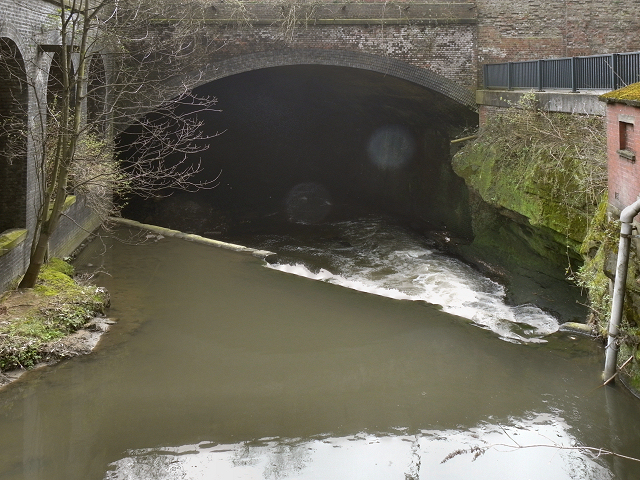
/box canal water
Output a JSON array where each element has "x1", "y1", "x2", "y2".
[{"x1": 1, "y1": 220, "x2": 640, "y2": 479}]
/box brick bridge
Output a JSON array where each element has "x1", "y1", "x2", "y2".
[{"x1": 1, "y1": 0, "x2": 640, "y2": 290}]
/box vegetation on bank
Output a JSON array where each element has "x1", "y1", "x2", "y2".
[
  {"x1": 578, "y1": 199, "x2": 640, "y2": 388},
  {"x1": 573, "y1": 197, "x2": 616, "y2": 332},
  {"x1": 0, "y1": 258, "x2": 109, "y2": 372},
  {"x1": 452, "y1": 92, "x2": 607, "y2": 253},
  {"x1": 453, "y1": 91, "x2": 640, "y2": 388}
]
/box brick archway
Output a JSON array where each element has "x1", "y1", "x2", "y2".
[{"x1": 187, "y1": 49, "x2": 476, "y2": 110}]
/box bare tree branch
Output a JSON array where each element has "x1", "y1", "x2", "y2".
[{"x1": 0, "y1": 0, "x2": 221, "y2": 288}]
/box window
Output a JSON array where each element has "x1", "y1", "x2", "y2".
[{"x1": 618, "y1": 114, "x2": 636, "y2": 162}]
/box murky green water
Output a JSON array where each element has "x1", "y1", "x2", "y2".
[{"x1": 1, "y1": 227, "x2": 640, "y2": 479}]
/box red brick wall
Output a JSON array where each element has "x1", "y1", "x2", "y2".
[
  {"x1": 607, "y1": 103, "x2": 640, "y2": 213},
  {"x1": 476, "y1": 0, "x2": 640, "y2": 87}
]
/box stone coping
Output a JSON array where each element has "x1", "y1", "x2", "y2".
[
  {"x1": 0, "y1": 229, "x2": 27, "y2": 258},
  {"x1": 477, "y1": 89, "x2": 607, "y2": 116}
]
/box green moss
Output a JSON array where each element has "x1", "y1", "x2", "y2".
[
  {"x1": 47, "y1": 257, "x2": 75, "y2": 276},
  {"x1": 571, "y1": 195, "x2": 614, "y2": 334},
  {"x1": 599, "y1": 82, "x2": 640, "y2": 104},
  {"x1": 0, "y1": 258, "x2": 109, "y2": 371},
  {"x1": 452, "y1": 142, "x2": 590, "y2": 251},
  {"x1": 619, "y1": 342, "x2": 640, "y2": 392},
  {"x1": 34, "y1": 262, "x2": 77, "y2": 296},
  {"x1": 453, "y1": 96, "x2": 606, "y2": 261}
]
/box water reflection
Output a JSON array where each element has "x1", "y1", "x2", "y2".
[{"x1": 106, "y1": 414, "x2": 613, "y2": 480}]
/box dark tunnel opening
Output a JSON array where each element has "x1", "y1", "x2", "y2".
[{"x1": 120, "y1": 65, "x2": 478, "y2": 239}]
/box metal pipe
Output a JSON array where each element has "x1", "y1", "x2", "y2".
[
  {"x1": 604, "y1": 198, "x2": 640, "y2": 382},
  {"x1": 450, "y1": 135, "x2": 478, "y2": 144}
]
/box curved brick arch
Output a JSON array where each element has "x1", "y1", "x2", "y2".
[
  {"x1": 0, "y1": 24, "x2": 29, "y2": 66},
  {"x1": 0, "y1": 36, "x2": 28, "y2": 231},
  {"x1": 190, "y1": 49, "x2": 476, "y2": 110}
]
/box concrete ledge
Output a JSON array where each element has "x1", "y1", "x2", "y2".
[
  {"x1": 0, "y1": 229, "x2": 27, "y2": 258},
  {"x1": 477, "y1": 89, "x2": 607, "y2": 116},
  {"x1": 109, "y1": 217, "x2": 277, "y2": 262}
]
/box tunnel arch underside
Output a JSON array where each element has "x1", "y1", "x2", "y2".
[
  {"x1": 122, "y1": 57, "x2": 479, "y2": 238},
  {"x1": 189, "y1": 49, "x2": 476, "y2": 110},
  {"x1": 0, "y1": 37, "x2": 28, "y2": 232}
]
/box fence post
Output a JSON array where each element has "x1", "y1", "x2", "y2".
[
  {"x1": 507, "y1": 62, "x2": 513, "y2": 90},
  {"x1": 611, "y1": 53, "x2": 619, "y2": 90},
  {"x1": 537, "y1": 59, "x2": 544, "y2": 91},
  {"x1": 571, "y1": 56, "x2": 578, "y2": 92}
]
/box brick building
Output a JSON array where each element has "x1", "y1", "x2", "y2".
[{"x1": 600, "y1": 83, "x2": 640, "y2": 215}]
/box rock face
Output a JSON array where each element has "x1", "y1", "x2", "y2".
[
  {"x1": 451, "y1": 141, "x2": 586, "y2": 277},
  {"x1": 450, "y1": 100, "x2": 606, "y2": 268},
  {"x1": 450, "y1": 103, "x2": 640, "y2": 394},
  {"x1": 448, "y1": 106, "x2": 608, "y2": 323},
  {"x1": 457, "y1": 141, "x2": 593, "y2": 241}
]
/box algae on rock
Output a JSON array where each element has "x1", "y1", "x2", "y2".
[
  {"x1": 578, "y1": 195, "x2": 640, "y2": 386},
  {"x1": 452, "y1": 94, "x2": 606, "y2": 258}
]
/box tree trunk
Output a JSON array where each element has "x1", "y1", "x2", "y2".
[
  {"x1": 18, "y1": 232, "x2": 50, "y2": 288},
  {"x1": 19, "y1": 161, "x2": 71, "y2": 288}
]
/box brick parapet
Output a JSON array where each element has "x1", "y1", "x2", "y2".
[
  {"x1": 475, "y1": 0, "x2": 640, "y2": 87},
  {"x1": 206, "y1": 2, "x2": 477, "y2": 24}
]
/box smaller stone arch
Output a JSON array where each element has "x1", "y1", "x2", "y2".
[
  {"x1": 46, "y1": 49, "x2": 67, "y2": 117},
  {"x1": 0, "y1": 37, "x2": 28, "y2": 232},
  {"x1": 87, "y1": 53, "x2": 108, "y2": 136},
  {"x1": 186, "y1": 49, "x2": 476, "y2": 110}
]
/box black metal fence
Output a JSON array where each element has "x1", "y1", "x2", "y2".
[{"x1": 483, "y1": 52, "x2": 640, "y2": 92}]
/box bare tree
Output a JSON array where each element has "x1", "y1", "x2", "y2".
[{"x1": 1, "y1": 0, "x2": 219, "y2": 288}]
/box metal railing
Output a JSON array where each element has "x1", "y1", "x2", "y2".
[{"x1": 483, "y1": 51, "x2": 640, "y2": 92}]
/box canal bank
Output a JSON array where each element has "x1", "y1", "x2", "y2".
[
  {"x1": 0, "y1": 258, "x2": 110, "y2": 388},
  {"x1": 453, "y1": 84, "x2": 640, "y2": 394}
]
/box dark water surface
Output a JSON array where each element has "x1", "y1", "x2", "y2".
[{"x1": 1, "y1": 225, "x2": 640, "y2": 479}]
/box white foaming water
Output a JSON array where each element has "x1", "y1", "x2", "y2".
[{"x1": 264, "y1": 219, "x2": 559, "y2": 343}]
